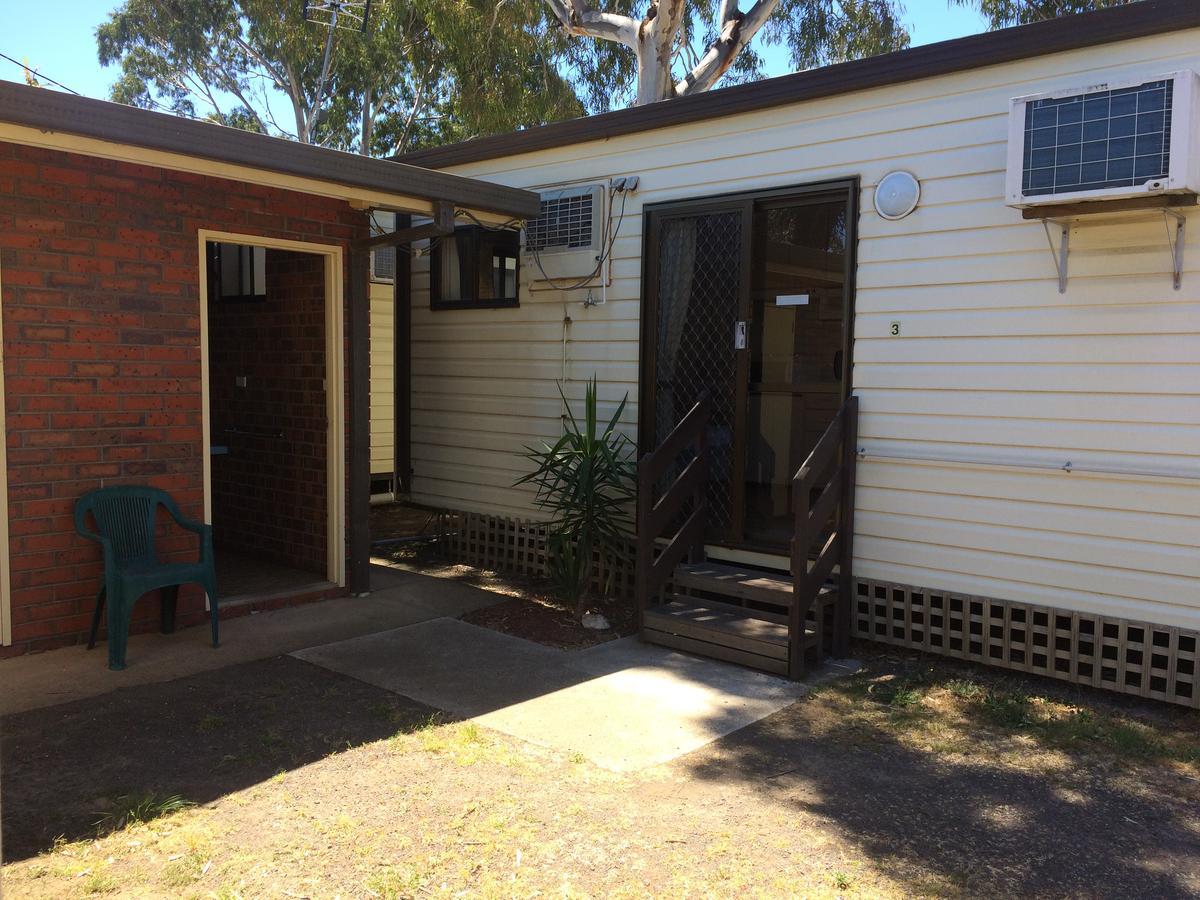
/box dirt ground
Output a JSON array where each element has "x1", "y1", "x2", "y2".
[{"x1": 3, "y1": 642, "x2": 1199, "y2": 899}]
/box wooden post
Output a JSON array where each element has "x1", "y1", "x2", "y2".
[
  {"x1": 835, "y1": 395, "x2": 859, "y2": 658},
  {"x1": 635, "y1": 456, "x2": 652, "y2": 630},
  {"x1": 789, "y1": 469, "x2": 810, "y2": 680},
  {"x1": 393, "y1": 215, "x2": 413, "y2": 493},
  {"x1": 689, "y1": 395, "x2": 708, "y2": 565}
]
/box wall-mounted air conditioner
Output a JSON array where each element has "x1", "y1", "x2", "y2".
[
  {"x1": 522, "y1": 183, "x2": 607, "y2": 286},
  {"x1": 1005, "y1": 70, "x2": 1200, "y2": 208},
  {"x1": 370, "y1": 210, "x2": 396, "y2": 283}
]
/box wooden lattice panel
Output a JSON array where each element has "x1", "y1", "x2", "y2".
[
  {"x1": 434, "y1": 510, "x2": 637, "y2": 599},
  {"x1": 854, "y1": 578, "x2": 1199, "y2": 709}
]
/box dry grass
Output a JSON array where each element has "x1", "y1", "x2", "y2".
[
  {"x1": 3, "y1": 714, "x2": 916, "y2": 899},
  {"x1": 815, "y1": 662, "x2": 1200, "y2": 775},
  {"x1": 4, "y1": 652, "x2": 1198, "y2": 899}
]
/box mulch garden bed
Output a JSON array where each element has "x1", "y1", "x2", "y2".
[{"x1": 461, "y1": 591, "x2": 637, "y2": 649}]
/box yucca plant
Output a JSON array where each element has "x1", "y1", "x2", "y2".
[{"x1": 517, "y1": 376, "x2": 636, "y2": 617}]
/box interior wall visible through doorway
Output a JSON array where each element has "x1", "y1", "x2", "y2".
[{"x1": 197, "y1": 231, "x2": 345, "y2": 588}]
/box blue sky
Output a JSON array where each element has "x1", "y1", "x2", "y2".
[{"x1": 1, "y1": 0, "x2": 989, "y2": 103}]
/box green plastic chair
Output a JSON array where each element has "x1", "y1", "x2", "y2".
[{"x1": 74, "y1": 486, "x2": 219, "y2": 670}]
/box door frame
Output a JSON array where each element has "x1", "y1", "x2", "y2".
[
  {"x1": 0, "y1": 255, "x2": 10, "y2": 646},
  {"x1": 638, "y1": 177, "x2": 859, "y2": 554},
  {"x1": 198, "y1": 230, "x2": 347, "y2": 589}
]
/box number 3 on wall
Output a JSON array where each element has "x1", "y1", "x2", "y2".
[{"x1": 889, "y1": 321, "x2": 901, "y2": 336}]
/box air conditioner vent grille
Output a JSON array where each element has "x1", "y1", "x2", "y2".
[
  {"x1": 372, "y1": 246, "x2": 396, "y2": 281},
  {"x1": 370, "y1": 210, "x2": 397, "y2": 282},
  {"x1": 526, "y1": 191, "x2": 595, "y2": 251},
  {"x1": 1022, "y1": 79, "x2": 1174, "y2": 198}
]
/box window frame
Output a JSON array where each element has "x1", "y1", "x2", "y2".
[
  {"x1": 206, "y1": 241, "x2": 268, "y2": 303},
  {"x1": 429, "y1": 224, "x2": 521, "y2": 311}
]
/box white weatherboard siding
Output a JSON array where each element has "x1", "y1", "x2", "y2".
[
  {"x1": 409, "y1": 29, "x2": 1200, "y2": 629},
  {"x1": 370, "y1": 280, "x2": 395, "y2": 482}
]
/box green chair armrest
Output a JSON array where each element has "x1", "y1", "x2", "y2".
[
  {"x1": 160, "y1": 497, "x2": 209, "y2": 536},
  {"x1": 160, "y1": 498, "x2": 214, "y2": 565}
]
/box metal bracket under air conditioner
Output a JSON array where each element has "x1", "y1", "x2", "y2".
[{"x1": 1036, "y1": 206, "x2": 1186, "y2": 294}]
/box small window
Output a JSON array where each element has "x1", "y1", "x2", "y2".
[
  {"x1": 430, "y1": 225, "x2": 520, "y2": 310},
  {"x1": 207, "y1": 242, "x2": 266, "y2": 302}
]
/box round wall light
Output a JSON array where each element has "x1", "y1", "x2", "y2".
[{"x1": 874, "y1": 170, "x2": 921, "y2": 220}]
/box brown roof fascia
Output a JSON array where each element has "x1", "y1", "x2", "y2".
[
  {"x1": 0, "y1": 79, "x2": 540, "y2": 218},
  {"x1": 399, "y1": 0, "x2": 1200, "y2": 170}
]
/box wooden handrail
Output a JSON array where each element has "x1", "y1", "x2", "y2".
[
  {"x1": 789, "y1": 394, "x2": 859, "y2": 677},
  {"x1": 641, "y1": 395, "x2": 711, "y2": 483},
  {"x1": 644, "y1": 455, "x2": 707, "y2": 538},
  {"x1": 793, "y1": 404, "x2": 845, "y2": 496},
  {"x1": 636, "y1": 394, "x2": 711, "y2": 622}
]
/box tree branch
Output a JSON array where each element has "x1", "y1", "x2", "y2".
[
  {"x1": 675, "y1": 0, "x2": 780, "y2": 96},
  {"x1": 543, "y1": 0, "x2": 639, "y2": 48},
  {"x1": 231, "y1": 35, "x2": 290, "y2": 92},
  {"x1": 202, "y1": 51, "x2": 270, "y2": 135}
]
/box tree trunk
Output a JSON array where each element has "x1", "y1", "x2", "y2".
[
  {"x1": 634, "y1": 28, "x2": 674, "y2": 104},
  {"x1": 544, "y1": 0, "x2": 783, "y2": 106}
]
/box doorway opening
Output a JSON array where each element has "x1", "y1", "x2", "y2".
[
  {"x1": 640, "y1": 180, "x2": 856, "y2": 555},
  {"x1": 201, "y1": 235, "x2": 345, "y2": 602}
]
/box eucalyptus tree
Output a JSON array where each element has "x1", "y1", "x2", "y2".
[
  {"x1": 545, "y1": 0, "x2": 910, "y2": 108},
  {"x1": 97, "y1": 0, "x2": 583, "y2": 154},
  {"x1": 955, "y1": 0, "x2": 1137, "y2": 28}
]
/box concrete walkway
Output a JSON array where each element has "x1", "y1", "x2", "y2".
[
  {"x1": 4, "y1": 559, "x2": 856, "y2": 770},
  {"x1": 0, "y1": 564, "x2": 499, "y2": 716},
  {"x1": 295, "y1": 618, "x2": 857, "y2": 771}
]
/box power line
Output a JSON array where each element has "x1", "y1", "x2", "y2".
[
  {"x1": 0, "y1": 51, "x2": 80, "y2": 95},
  {"x1": 0, "y1": 50, "x2": 229, "y2": 125}
]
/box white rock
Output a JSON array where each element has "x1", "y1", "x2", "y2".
[{"x1": 581, "y1": 612, "x2": 610, "y2": 631}]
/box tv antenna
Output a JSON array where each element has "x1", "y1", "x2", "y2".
[
  {"x1": 302, "y1": 2, "x2": 372, "y2": 137},
  {"x1": 303, "y1": 1, "x2": 372, "y2": 33}
]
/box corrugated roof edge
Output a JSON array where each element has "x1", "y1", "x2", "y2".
[
  {"x1": 397, "y1": 0, "x2": 1200, "y2": 170},
  {"x1": 0, "y1": 79, "x2": 540, "y2": 218}
]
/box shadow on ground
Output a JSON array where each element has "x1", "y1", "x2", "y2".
[
  {"x1": 679, "y1": 651, "x2": 1200, "y2": 898},
  {"x1": 0, "y1": 656, "x2": 435, "y2": 861}
]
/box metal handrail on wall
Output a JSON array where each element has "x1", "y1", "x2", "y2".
[{"x1": 857, "y1": 446, "x2": 1200, "y2": 482}]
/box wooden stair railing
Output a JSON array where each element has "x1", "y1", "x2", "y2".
[
  {"x1": 790, "y1": 394, "x2": 859, "y2": 678},
  {"x1": 635, "y1": 394, "x2": 711, "y2": 625}
]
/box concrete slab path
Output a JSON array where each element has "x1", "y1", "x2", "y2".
[
  {"x1": 0, "y1": 563, "x2": 500, "y2": 716},
  {"x1": 294, "y1": 617, "x2": 857, "y2": 771}
]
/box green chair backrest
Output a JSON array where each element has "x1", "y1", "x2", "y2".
[{"x1": 75, "y1": 486, "x2": 174, "y2": 566}]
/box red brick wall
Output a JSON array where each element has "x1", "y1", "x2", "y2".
[
  {"x1": 0, "y1": 140, "x2": 367, "y2": 654},
  {"x1": 208, "y1": 249, "x2": 328, "y2": 573}
]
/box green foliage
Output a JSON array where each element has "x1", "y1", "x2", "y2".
[
  {"x1": 517, "y1": 377, "x2": 635, "y2": 612},
  {"x1": 561, "y1": 0, "x2": 910, "y2": 110},
  {"x1": 951, "y1": 0, "x2": 1139, "y2": 29},
  {"x1": 981, "y1": 690, "x2": 1033, "y2": 727},
  {"x1": 94, "y1": 792, "x2": 195, "y2": 833},
  {"x1": 945, "y1": 678, "x2": 984, "y2": 700},
  {"x1": 96, "y1": 0, "x2": 583, "y2": 154}
]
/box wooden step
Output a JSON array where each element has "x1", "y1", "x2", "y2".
[
  {"x1": 674, "y1": 562, "x2": 838, "y2": 611},
  {"x1": 643, "y1": 598, "x2": 820, "y2": 676},
  {"x1": 674, "y1": 562, "x2": 794, "y2": 606}
]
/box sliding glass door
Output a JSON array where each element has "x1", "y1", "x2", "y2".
[{"x1": 642, "y1": 183, "x2": 854, "y2": 552}]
